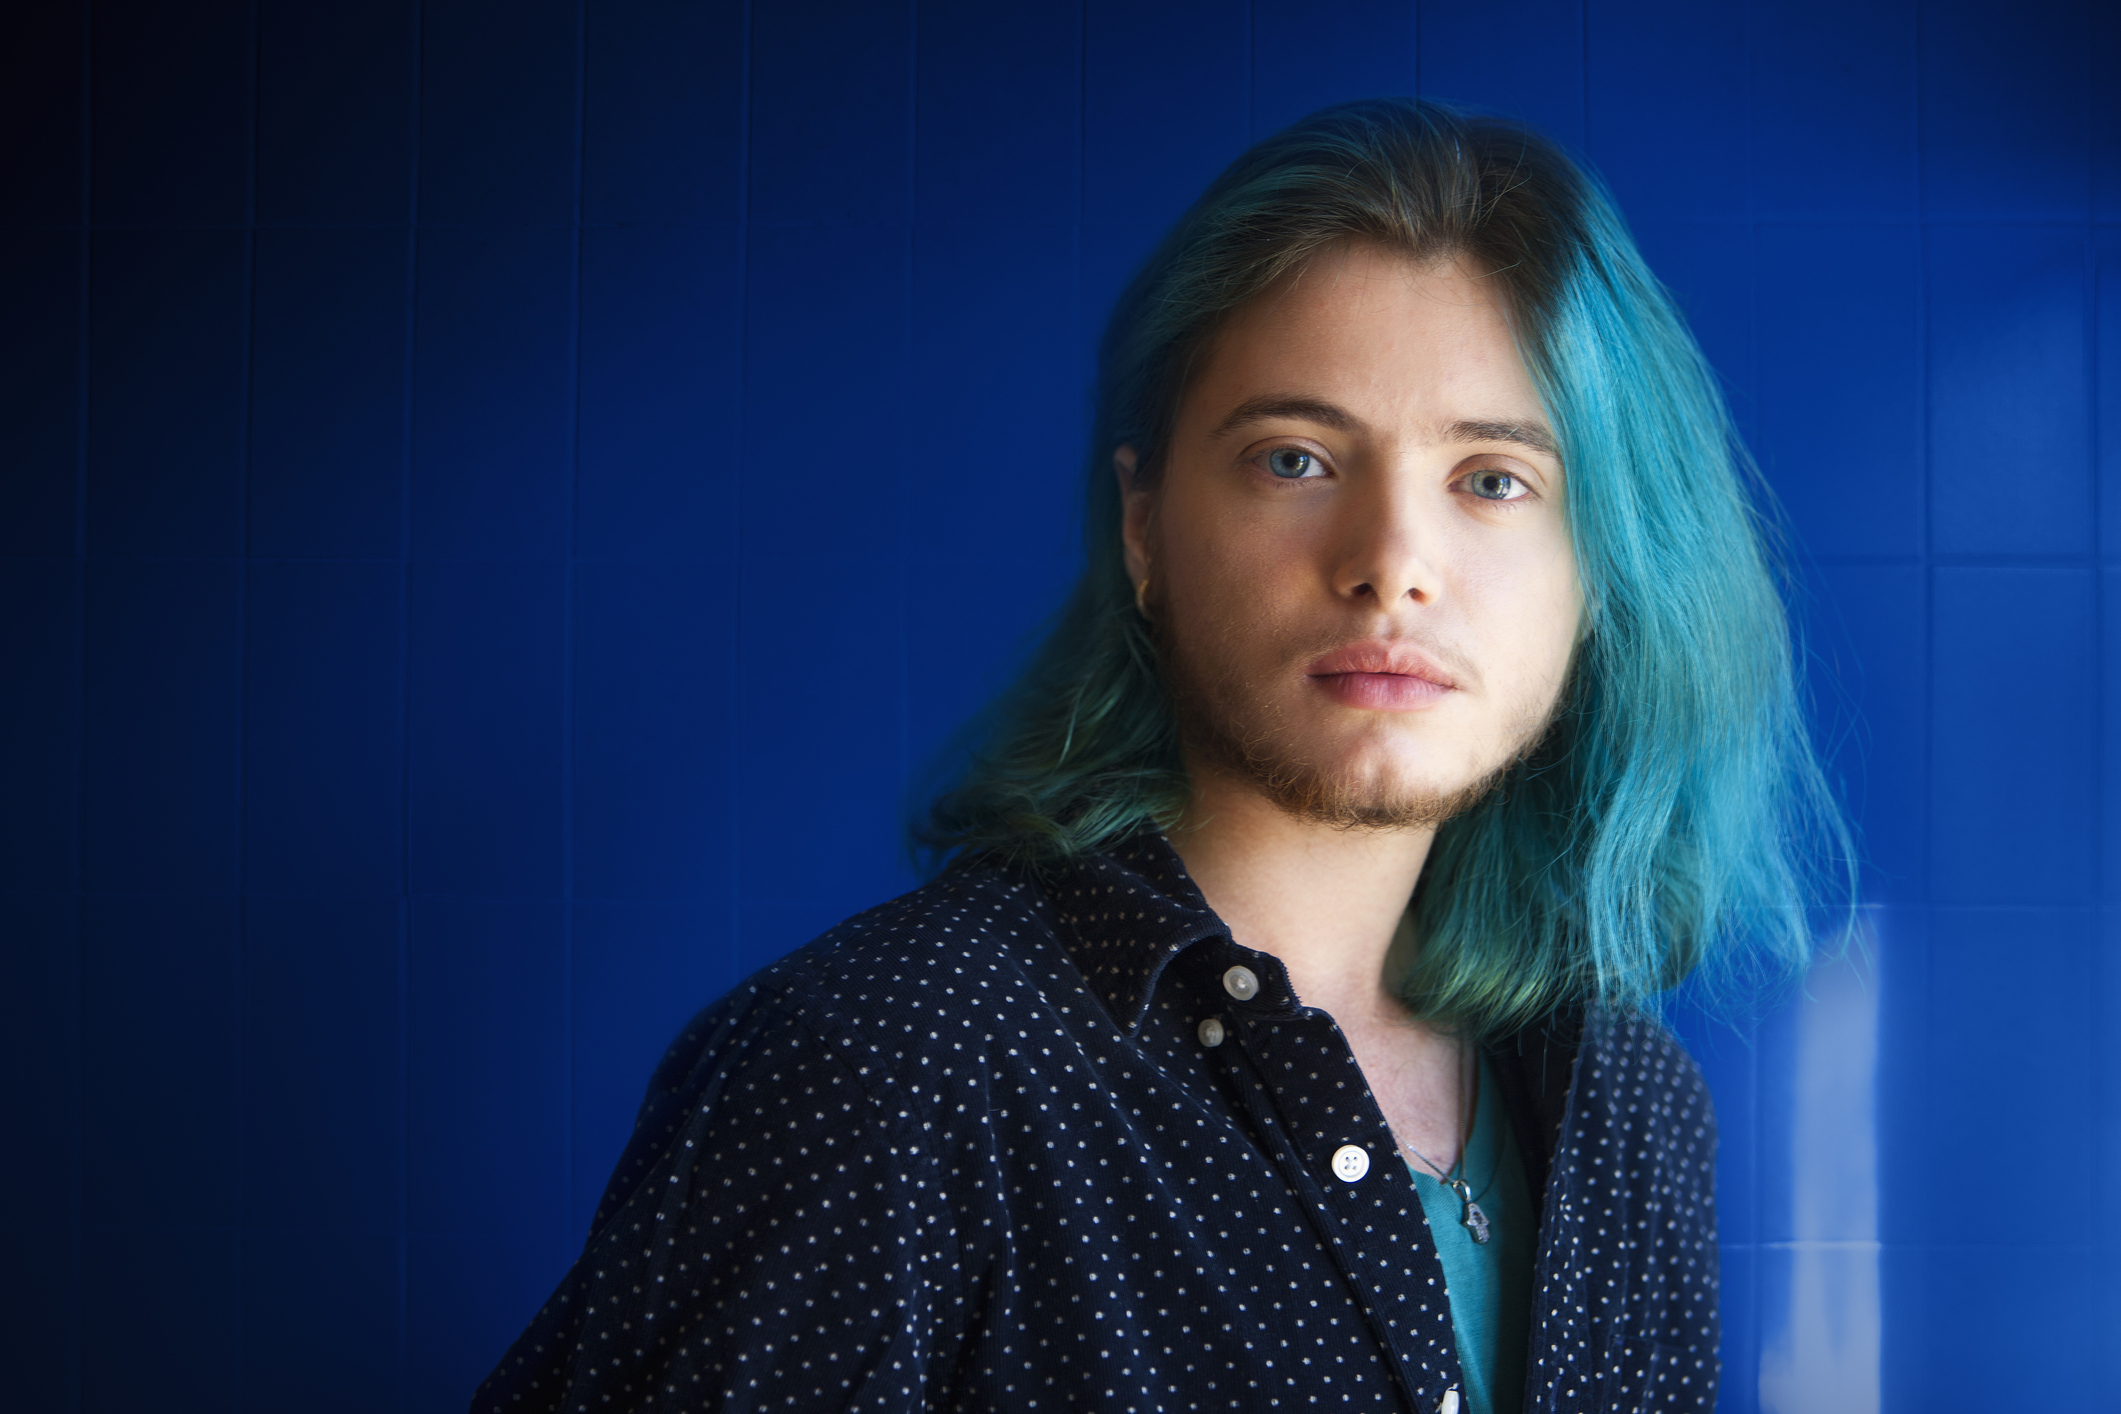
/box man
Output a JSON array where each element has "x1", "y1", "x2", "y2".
[{"x1": 479, "y1": 99, "x2": 1846, "y2": 1414}]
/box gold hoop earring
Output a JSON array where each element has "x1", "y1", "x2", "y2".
[{"x1": 1134, "y1": 576, "x2": 1151, "y2": 618}]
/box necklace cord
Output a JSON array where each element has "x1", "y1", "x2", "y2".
[{"x1": 1397, "y1": 1043, "x2": 1501, "y2": 1204}]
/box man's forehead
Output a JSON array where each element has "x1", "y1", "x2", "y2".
[{"x1": 1206, "y1": 392, "x2": 1558, "y2": 459}]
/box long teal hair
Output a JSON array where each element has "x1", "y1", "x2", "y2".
[{"x1": 917, "y1": 98, "x2": 1852, "y2": 1034}]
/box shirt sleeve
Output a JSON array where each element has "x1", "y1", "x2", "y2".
[{"x1": 472, "y1": 986, "x2": 968, "y2": 1412}]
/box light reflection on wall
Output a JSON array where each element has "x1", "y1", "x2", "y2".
[{"x1": 1757, "y1": 913, "x2": 1881, "y2": 1414}]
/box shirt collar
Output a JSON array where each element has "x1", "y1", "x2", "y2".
[{"x1": 1040, "y1": 829, "x2": 1236, "y2": 1032}]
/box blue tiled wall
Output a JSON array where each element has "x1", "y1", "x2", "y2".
[{"x1": 2, "y1": 2, "x2": 2114, "y2": 1410}]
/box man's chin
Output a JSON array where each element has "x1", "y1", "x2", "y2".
[
  {"x1": 1202, "y1": 737, "x2": 1503, "y2": 830},
  {"x1": 1257, "y1": 766, "x2": 1501, "y2": 830}
]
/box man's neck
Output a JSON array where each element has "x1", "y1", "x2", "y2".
[{"x1": 1166, "y1": 768, "x2": 1434, "y2": 1026}]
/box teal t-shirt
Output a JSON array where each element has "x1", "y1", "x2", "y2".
[{"x1": 1406, "y1": 1055, "x2": 1535, "y2": 1414}]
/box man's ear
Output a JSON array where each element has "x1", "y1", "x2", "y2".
[{"x1": 1115, "y1": 445, "x2": 1152, "y2": 588}]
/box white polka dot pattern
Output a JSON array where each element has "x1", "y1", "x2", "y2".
[{"x1": 477, "y1": 833, "x2": 1720, "y2": 1412}]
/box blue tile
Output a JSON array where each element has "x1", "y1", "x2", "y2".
[
  {"x1": 1929, "y1": 908, "x2": 2095, "y2": 1225},
  {"x1": 2100, "y1": 229, "x2": 2121, "y2": 558},
  {"x1": 1628, "y1": 221, "x2": 1755, "y2": 435},
  {"x1": 903, "y1": 554, "x2": 1073, "y2": 817},
  {"x1": 244, "y1": 897, "x2": 401, "y2": 1231},
  {"x1": 1750, "y1": 0, "x2": 1918, "y2": 220},
  {"x1": 0, "y1": 896, "x2": 80, "y2": 1219},
  {"x1": 418, "y1": 0, "x2": 579, "y2": 224},
  {"x1": 908, "y1": 224, "x2": 1081, "y2": 572},
  {"x1": 1803, "y1": 566, "x2": 1926, "y2": 902},
  {"x1": 1928, "y1": 225, "x2": 2092, "y2": 557},
  {"x1": 0, "y1": 1223, "x2": 77, "y2": 1409},
  {"x1": 1416, "y1": 0, "x2": 1584, "y2": 154},
  {"x1": 1248, "y1": 0, "x2": 1414, "y2": 141},
  {"x1": 0, "y1": 228, "x2": 82, "y2": 557},
  {"x1": 1744, "y1": 985, "x2": 1802, "y2": 1249},
  {"x1": 571, "y1": 900, "x2": 734, "y2": 1231},
  {"x1": 0, "y1": 2, "x2": 84, "y2": 223},
  {"x1": 740, "y1": 225, "x2": 908, "y2": 560},
  {"x1": 249, "y1": 228, "x2": 409, "y2": 560},
  {"x1": 1919, "y1": 0, "x2": 2091, "y2": 220},
  {"x1": 917, "y1": 0, "x2": 1080, "y2": 224},
  {"x1": 1753, "y1": 1241, "x2": 1882, "y2": 1411},
  {"x1": 1584, "y1": 0, "x2": 1747, "y2": 222},
  {"x1": 1077, "y1": 219, "x2": 1164, "y2": 370},
  {"x1": 406, "y1": 1230, "x2": 574, "y2": 1414},
  {"x1": 256, "y1": 0, "x2": 416, "y2": 224},
  {"x1": 82, "y1": 896, "x2": 241, "y2": 1223},
  {"x1": 244, "y1": 560, "x2": 403, "y2": 898},
  {"x1": 1877, "y1": 1243, "x2": 1929, "y2": 1414},
  {"x1": 2101, "y1": 908, "x2": 2121, "y2": 1252},
  {"x1": 1084, "y1": 0, "x2": 1247, "y2": 232},
  {"x1": 411, "y1": 227, "x2": 575, "y2": 560},
  {"x1": 1666, "y1": 999, "x2": 1759, "y2": 1249},
  {"x1": 1752, "y1": 945, "x2": 1883, "y2": 1248},
  {"x1": 1868, "y1": 908, "x2": 1929, "y2": 1252},
  {"x1": 1929, "y1": 568, "x2": 2096, "y2": 905},
  {"x1": 1712, "y1": 1241, "x2": 1758, "y2": 1414},
  {"x1": 1891, "y1": 1243, "x2": 2104, "y2": 1407},
  {"x1": 748, "y1": 0, "x2": 910, "y2": 225},
  {"x1": 582, "y1": 0, "x2": 743, "y2": 225},
  {"x1": 2101, "y1": 8, "x2": 2121, "y2": 222},
  {"x1": 573, "y1": 561, "x2": 736, "y2": 900},
  {"x1": 2107, "y1": 571, "x2": 2121, "y2": 903},
  {"x1": 243, "y1": 1230, "x2": 402, "y2": 1413},
  {"x1": 408, "y1": 898, "x2": 566, "y2": 1234},
  {"x1": 0, "y1": 559, "x2": 79, "y2": 893},
  {"x1": 90, "y1": 0, "x2": 250, "y2": 225},
  {"x1": 576, "y1": 225, "x2": 742, "y2": 562},
  {"x1": 734, "y1": 562, "x2": 913, "y2": 970},
  {"x1": 82, "y1": 561, "x2": 241, "y2": 894},
  {"x1": 86, "y1": 229, "x2": 249, "y2": 559},
  {"x1": 1756, "y1": 224, "x2": 1923, "y2": 562},
  {"x1": 407, "y1": 561, "x2": 563, "y2": 898},
  {"x1": 80, "y1": 1226, "x2": 240, "y2": 1412}
]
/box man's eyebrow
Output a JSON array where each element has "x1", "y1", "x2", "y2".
[
  {"x1": 1209, "y1": 395, "x2": 1367, "y2": 440},
  {"x1": 1447, "y1": 418, "x2": 1559, "y2": 458}
]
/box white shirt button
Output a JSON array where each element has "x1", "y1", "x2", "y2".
[
  {"x1": 1197, "y1": 1016, "x2": 1225, "y2": 1048},
  {"x1": 1331, "y1": 1144, "x2": 1370, "y2": 1183},
  {"x1": 1221, "y1": 965, "x2": 1260, "y2": 1001}
]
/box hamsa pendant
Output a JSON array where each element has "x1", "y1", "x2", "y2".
[{"x1": 1460, "y1": 1198, "x2": 1491, "y2": 1245}]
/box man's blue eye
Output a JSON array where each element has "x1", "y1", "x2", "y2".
[
  {"x1": 1267, "y1": 448, "x2": 1316, "y2": 479},
  {"x1": 1467, "y1": 469, "x2": 1522, "y2": 500}
]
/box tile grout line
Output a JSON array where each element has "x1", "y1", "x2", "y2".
[
  {"x1": 730, "y1": 0, "x2": 753, "y2": 988},
  {"x1": 231, "y1": 0, "x2": 263, "y2": 1401},
  {"x1": 561, "y1": 0, "x2": 588, "y2": 1233},
  {"x1": 67, "y1": 0, "x2": 93, "y2": 1405},
  {"x1": 394, "y1": 3, "x2": 427, "y2": 1404}
]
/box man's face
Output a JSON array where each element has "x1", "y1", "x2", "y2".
[{"x1": 1122, "y1": 241, "x2": 1581, "y2": 827}]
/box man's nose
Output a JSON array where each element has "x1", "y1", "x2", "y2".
[{"x1": 1330, "y1": 481, "x2": 1440, "y2": 607}]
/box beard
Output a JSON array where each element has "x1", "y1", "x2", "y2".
[{"x1": 1157, "y1": 612, "x2": 1562, "y2": 831}]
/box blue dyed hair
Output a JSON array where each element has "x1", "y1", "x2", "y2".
[{"x1": 918, "y1": 98, "x2": 1852, "y2": 1033}]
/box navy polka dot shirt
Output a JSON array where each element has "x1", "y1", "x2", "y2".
[{"x1": 478, "y1": 832, "x2": 1719, "y2": 1412}]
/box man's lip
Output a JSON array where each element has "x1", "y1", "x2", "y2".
[{"x1": 1303, "y1": 642, "x2": 1459, "y2": 690}]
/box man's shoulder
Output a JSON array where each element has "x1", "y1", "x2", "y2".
[
  {"x1": 648, "y1": 860, "x2": 1073, "y2": 1091},
  {"x1": 1566, "y1": 1007, "x2": 1718, "y2": 1181},
  {"x1": 1582, "y1": 1007, "x2": 1711, "y2": 1101},
  {"x1": 761, "y1": 857, "x2": 1064, "y2": 1014},
  {"x1": 591, "y1": 860, "x2": 1074, "y2": 1227}
]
